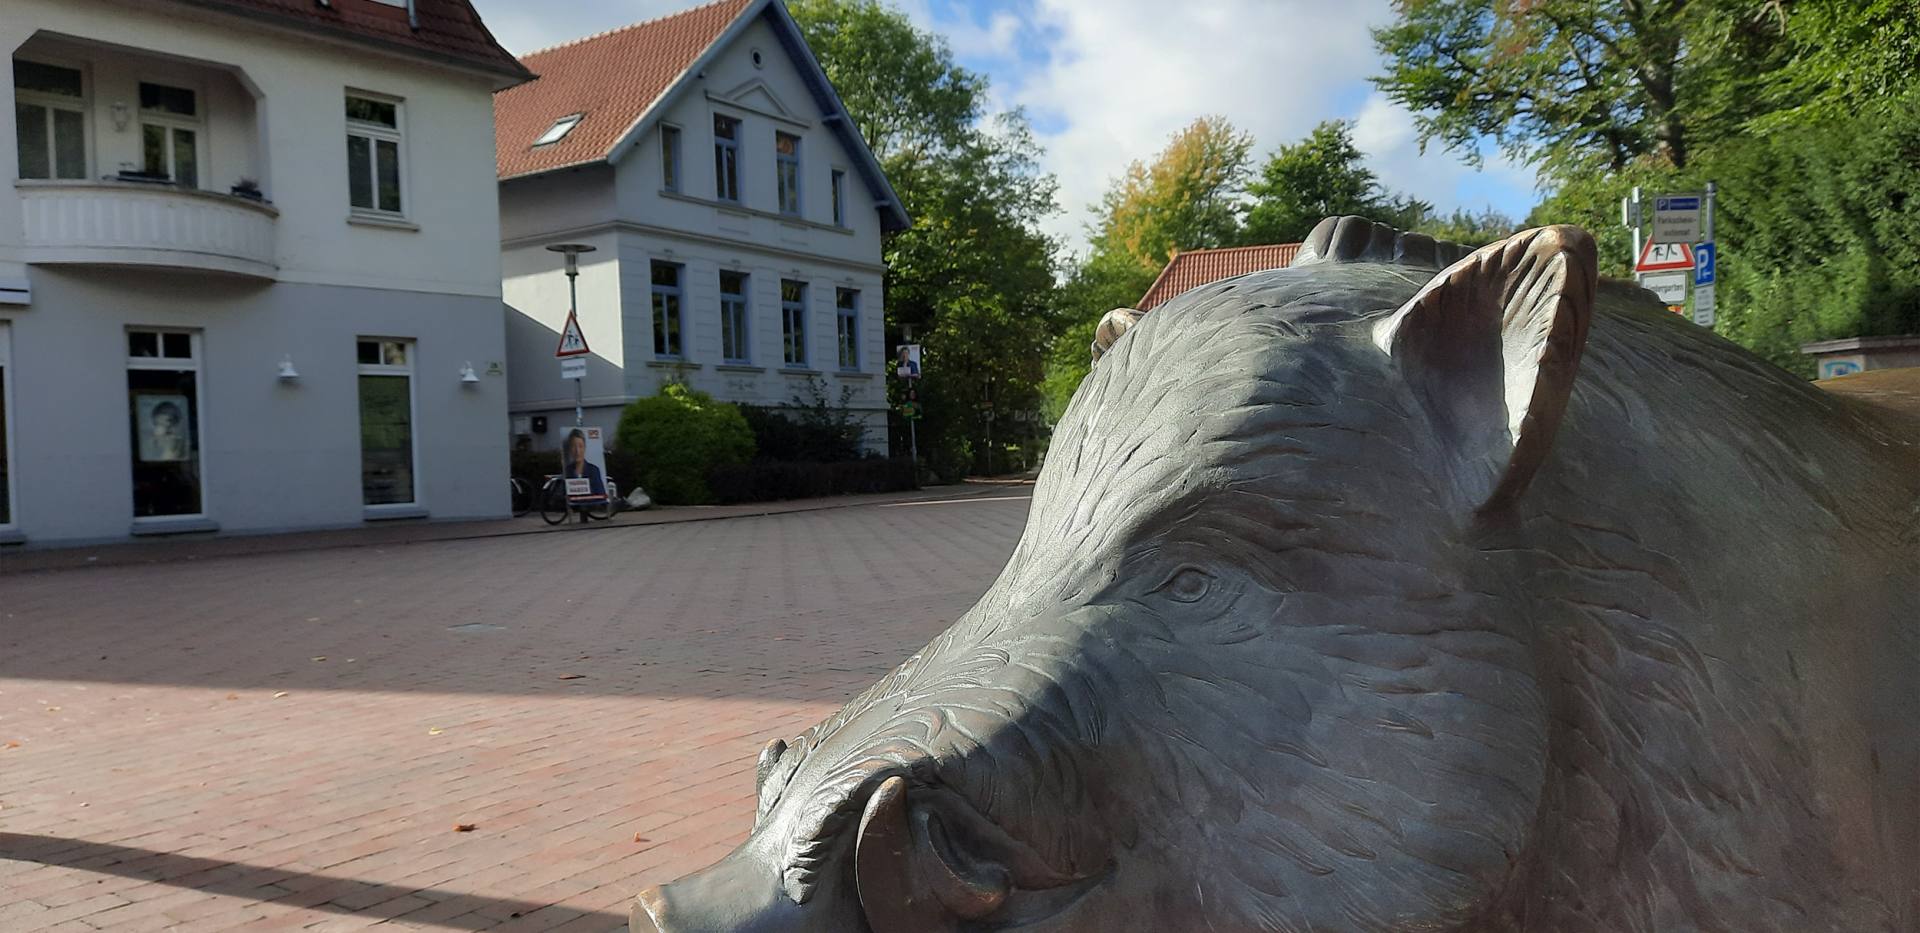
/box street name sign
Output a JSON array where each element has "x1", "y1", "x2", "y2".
[
  {"x1": 1653, "y1": 194, "x2": 1702, "y2": 243},
  {"x1": 555, "y1": 310, "x2": 591, "y2": 357},
  {"x1": 1642, "y1": 270, "x2": 1689, "y2": 305},
  {"x1": 1637, "y1": 240, "x2": 1694, "y2": 273}
]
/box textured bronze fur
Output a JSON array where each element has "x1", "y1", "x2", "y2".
[{"x1": 633, "y1": 219, "x2": 1920, "y2": 932}]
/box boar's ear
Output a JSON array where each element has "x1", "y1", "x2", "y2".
[
  {"x1": 1373, "y1": 225, "x2": 1597, "y2": 513},
  {"x1": 855, "y1": 777, "x2": 1010, "y2": 933},
  {"x1": 1090, "y1": 307, "x2": 1145, "y2": 364}
]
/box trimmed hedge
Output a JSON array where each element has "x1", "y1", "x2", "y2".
[
  {"x1": 615, "y1": 385, "x2": 756, "y2": 505},
  {"x1": 708, "y1": 457, "x2": 916, "y2": 504}
]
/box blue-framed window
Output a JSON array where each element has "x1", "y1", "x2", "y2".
[
  {"x1": 660, "y1": 124, "x2": 681, "y2": 191},
  {"x1": 831, "y1": 169, "x2": 846, "y2": 226},
  {"x1": 781, "y1": 279, "x2": 807, "y2": 366},
  {"x1": 713, "y1": 114, "x2": 740, "y2": 202},
  {"x1": 651, "y1": 261, "x2": 684, "y2": 358},
  {"x1": 720, "y1": 270, "x2": 750, "y2": 364},
  {"x1": 835, "y1": 287, "x2": 859, "y2": 370},
  {"x1": 776, "y1": 131, "x2": 802, "y2": 216}
]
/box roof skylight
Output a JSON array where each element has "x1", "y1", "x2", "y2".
[{"x1": 534, "y1": 114, "x2": 585, "y2": 147}]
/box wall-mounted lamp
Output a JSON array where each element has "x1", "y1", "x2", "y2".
[
  {"x1": 459, "y1": 361, "x2": 479, "y2": 385},
  {"x1": 277, "y1": 354, "x2": 299, "y2": 381},
  {"x1": 110, "y1": 102, "x2": 131, "y2": 132}
]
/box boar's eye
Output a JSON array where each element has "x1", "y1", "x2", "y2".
[{"x1": 1157, "y1": 566, "x2": 1214, "y2": 603}]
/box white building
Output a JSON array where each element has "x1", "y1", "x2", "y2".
[
  {"x1": 0, "y1": 0, "x2": 529, "y2": 546},
  {"x1": 494, "y1": 0, "x2": 909, "y2": 454}
]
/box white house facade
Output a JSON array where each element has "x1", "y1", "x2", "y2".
[
  {"x1": 0, "y1": 0, "x2": 530, "y2": 547},
  {"x1": 495, "y1": 0, "x2": 909, "y2": 455}
]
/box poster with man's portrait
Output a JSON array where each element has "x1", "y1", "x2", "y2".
[
  {"x1": 561, "y1": 425, "x2": 608, "y2": 503},
  {"x1": 135, "y1": 394, "x2": 193, "y2": 463},
  {"x1": 895, "y1": 344, "x2": 922, "y2": 379}
]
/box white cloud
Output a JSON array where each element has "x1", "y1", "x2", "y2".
[
  {"x1": 1351, "y1": 92, "x2": 1539, "y2": 222},
  {"x1": 472, "y1": 0, "x2": 693, "y2": 53}
]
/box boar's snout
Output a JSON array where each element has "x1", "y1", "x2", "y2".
[{"x1": 632, "y1": 846, "x2": 865, "y2": 933}]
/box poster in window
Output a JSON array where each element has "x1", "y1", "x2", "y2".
[
  {"x1": 561, "y1": 425, "x2": 607, "y2": 503},
  {"x1": 135, "y1": 393, "x2": 193, "y2": 463},
  {"x1": 895, "y1": 344, "x2": 922, "y2": 378}
]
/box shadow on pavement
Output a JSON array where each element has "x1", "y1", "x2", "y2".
[{"x1": 0, "y1": 833, "x2": 627, "y2": 931}]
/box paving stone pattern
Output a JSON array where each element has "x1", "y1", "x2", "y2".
[{"x1": 0, "y1": 493, "x2": 1030, "y2": 931}]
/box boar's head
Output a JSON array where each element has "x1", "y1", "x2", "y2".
[{"x1": 635, "y1": 219, "x2": 1599, "y2": 932}]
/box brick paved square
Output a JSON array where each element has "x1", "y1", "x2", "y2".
[{"x1": 0, "y1": 493, "x2": 1028, "y2": 931}]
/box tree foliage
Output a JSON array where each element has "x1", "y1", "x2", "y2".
[
  {"x1": 790, "y1": 0, "x2": 1060, "y2": 476},
  {"x1": 1373, "y1": 0, "x2": 1788, "y2": 175},
  {"x1": 1243, "y1": 120, "x2": 1431, "y2": 243},
  {"x1": 1092, "y1": 116, "x2": 1254, "y2": 275}
]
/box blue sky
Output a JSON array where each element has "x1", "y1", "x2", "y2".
[{"x1": 471, "y1": 0, "x2": 1541, "y2": 252}]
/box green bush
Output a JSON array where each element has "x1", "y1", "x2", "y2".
[{"x1": 614, "y1": 384, "x2": 756, "y2": 504}]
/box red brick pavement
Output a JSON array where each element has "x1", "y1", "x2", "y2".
[{"x1": 0, "y1": 491, "x2": 1031, "y2": 931}]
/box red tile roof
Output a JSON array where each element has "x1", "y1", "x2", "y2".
[
  {"x1": 1138, "y1": 243, "x2": 1302, "y2": 311},
  {"x1": 177, "y1": 0, "x2": 530, "y2": 83},
  {"x1": 493, "y1": 0, "x2": 755, "y2": 180}
]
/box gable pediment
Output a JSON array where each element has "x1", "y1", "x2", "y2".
[{"x1": 707, "y1": 78, "x2": 809, "y2": 128}]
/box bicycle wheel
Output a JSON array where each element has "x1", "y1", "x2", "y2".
[
  {"x1": 539, "y1": 479, "x2": 571, "y2": 525},
  {"x1": 584, "y1": 491, "x2": 616, "y2": 521},
  {"x1": 509, "y1": 478, "x2": 532, "y2": 517}
]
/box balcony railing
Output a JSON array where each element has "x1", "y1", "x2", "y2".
[{"x1": 17, "y1": 180, "x2": 278, "y2": 279}]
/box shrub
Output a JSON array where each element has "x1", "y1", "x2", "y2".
[{"x1": 614, "y1": 384, "x2": 756, "y2": 504}]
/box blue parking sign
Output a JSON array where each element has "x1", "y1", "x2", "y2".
[{"x1": 1693, "y1": 243, "x2": 1716, "y2": 286}]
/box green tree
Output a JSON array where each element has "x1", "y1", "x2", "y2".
[
  {"x1": 1759, "y1": 0, "x2": 1920, "y2": 126},
  {"x1": 1242, "y1": 119, "x2": 1431, "y2": 243},
  {"x1": 1093, "y1": 116, "x2": 1253, "y2": 275},
  {"x1": 1372, "y1": 0, "x2": 1787, "y2": 176},
  {"x1": 1529, "y1": 90, "x2": 1920, "y2": 374},
  {"x1": 1042, "y1": 117, "x2": 1255, "y2": 421},
  {"x1": 790, "y1": 0, "x2": 1061, "y2": 475}
]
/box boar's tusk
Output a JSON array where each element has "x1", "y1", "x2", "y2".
[
  {"x1": 856, "y1": 775, "x2": 1015, "y2": 931},
  {"x1": 856, "y1": 775, "x2": 946, "y2": 931}
]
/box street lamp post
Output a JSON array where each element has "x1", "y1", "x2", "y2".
[{"x1": 546, "y1": 243, "x2": 597, "y2": 428}]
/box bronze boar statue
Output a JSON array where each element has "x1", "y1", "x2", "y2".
[{"x1": 633, "y1": 218, "x2": 1920, "y2": 932}]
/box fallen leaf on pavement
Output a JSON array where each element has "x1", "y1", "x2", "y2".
[
  {"x1": 45, "y1": 707, "x2": 60, "y2": 712},
  {"x1": 273, "y1": 692, "x2": 290, "y2": 698},
  {"x1": 226, "y1": 694, "x2": 238, "y2": 701},
  {"x1": 4, "y1": 740, "x2": 20, "y2": 749},
  {"x1": 453, "y1": 823, "x2": 477, "y2": 833},
  {"x1": 634, "y1": 834, "x2": 649, "y2": 843},
  {"x1": 557, "y1": 674, "x2": 585, "y2": 681},
  {"x1": 311, "y1": 657, "x2": 327, "y2": 662},
  {"x1": 428, "y1": 727, "x2": 444, "y2": 735}
]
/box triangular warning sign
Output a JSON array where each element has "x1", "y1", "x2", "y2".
[
  {"x1": 1636, "y1": 239, "x2": 1694, "y2": 273},
  {"x1": 555, "y1": 310, "x2": 591, "y2": 357}
]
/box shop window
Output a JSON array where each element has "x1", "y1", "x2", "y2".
[{"x1": 126, "y1": 328, "x2": 203, "y2": 518}]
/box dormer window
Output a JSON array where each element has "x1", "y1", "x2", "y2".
[{"x1": 534, "y1": 113, "x2": 583, "y2": 147}]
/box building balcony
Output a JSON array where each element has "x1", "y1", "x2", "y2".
[{"x1": 17, "y1": 180, "x2": 278, "y2": 279}]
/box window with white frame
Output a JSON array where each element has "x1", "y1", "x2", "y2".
[
  {"x1": 0, "y1": 321, "x2": 12, "y2": 528},
  {"x1": 357, "y1": 338, "x2": 416, "y2": 506},
  {"x1": 534, "y1": 113, "x2": 583, "y2": 147},
  {"x1": 836, "y1": 288, "x2": 860, "y2": 371},
  {"x1": 127, "y1": 329, "x2": 204, "y2": 519},
  {"x1": 345, "y1": 93, "x2": 404, "y2": 214},
  {"x1": 781, "y1": 280, "x2": 808, "y2": 366},
  {"x1": 139, "y1": 82, "x2": 200, "y2": 187},
  {"x1": 713, "y1": 114, "x2": 740, "y2": 202},
  {"x1": 776, "y1": 131, "x2": 802, "y2": 216},
  {"x1": 652, "y1": 261, "x2": 685, "y2": 358},
  {"x1": 13, "y1": 59, "x2": 87, "y2": 180},
  {"x1": 831, "y1": 169, "x2": 846, "y2": 227},
  {"x1": 661, "y1": 124, "x2": 682, "y2": 191},
  {"x1": 720, "y1": 270, "x2": 750, "y2": 364}
]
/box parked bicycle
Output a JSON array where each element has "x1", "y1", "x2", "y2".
[{"x1": 538, "y1": 473, "x2": 620, "y2": 525}]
